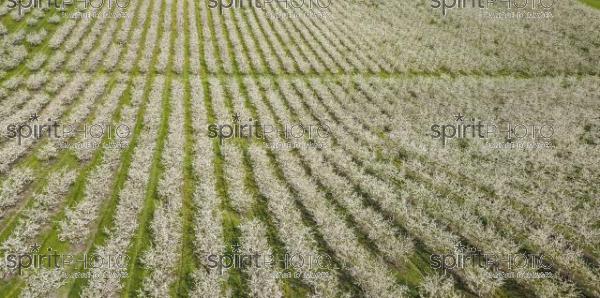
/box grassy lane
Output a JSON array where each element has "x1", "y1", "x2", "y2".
[
  {"x1": 0, "y1": 157, "x2": 57, "y2": 235},
  {"x1": 121, "y1": 77, "x2": 169, "y2": 297},
  {"x1": 65, "y1": 78, "x2": 148, "y2": 296},
  {"x1": 170, "y1": 0, "x2": 197, "y2": 295},
  {"x1": 0, "y1": 74, "x2": 113, "y2": 295},
  {"x1": 282, "y1": 77, "x2": 543, "y2": 297},
  {"x1": 204, "y1": 3, "x2": 251, "y2": 296},
  {"x1": 580, "y1": 0, "x2": 600, "y2": 9},
  {"x1": 0, "y1": 73, "x2": 105, "y2": 244},
  {"x1": 0, "y1": 156, "x2": 75, "y2": 259},
  {"x1": 215, "y1": 8, "x2": 312, "y2": 297},
  {"x1": 65, "y1": 0, "x2": 161, "y2": 294},
  {"x1": 227, "y1": 7, "x2": 364, "y2": 297},
  {"x1": 7, "y1": 0, "x2": 145, "y2": 292},
  {"x1": 263, "y1": 78, "x2": 427, "y2": 296},
  {"x1": 121, "y1": 0, "x2": 177, "y2": 295},
  {"x1": 266, "y1": 77, "x2": 483, "y2": 297},
  {"x1": 0, "y1": 78, "x2": 131, "y2": 297},
  {"x1": 221, "y1": 79, "x2": 311, "y2": 297},
  {"x1": 224, "y1": 16, "x2": 437, "y2": 294}
]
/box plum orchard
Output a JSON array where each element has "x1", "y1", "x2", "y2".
[{"x1": 0, "y1": 0, "x2": 598, "y2": 297}]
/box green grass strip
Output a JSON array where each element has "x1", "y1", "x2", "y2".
[
  {"x1": 170, "y1": 0, "x2": 197, "y2": 296},
  {"x1": 65, "y1": 0, "x2": 160, "y2": 295},
  {"x1": 203, "y1": 4, "x2": 250, "y2": 296},
  {"x1": 580, "y1": 0, "x2": 600, "y2": 9},
  {"x1": 121, "y1": 1, "x2": 175, "y2": 296}
]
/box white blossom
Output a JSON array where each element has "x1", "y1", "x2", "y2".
[{"x1": 25, "y1": 28, "x2": 47, "y2": 46}]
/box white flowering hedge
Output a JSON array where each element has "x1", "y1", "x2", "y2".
[{"x1": 0, "y1": 1, "x2": 596, "y2": 297}]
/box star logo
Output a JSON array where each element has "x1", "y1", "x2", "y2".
[
  {"x1": 30, "y1": 243, "x2": 40, "y2": 253},
  {"x1": 455, "y1": 113, "x2": 465, "y2": 122},
  {"x1": 233, "y1": 113, "x2": 240, "y2": 123},
  {"x1": 29, "y1": 113, "x2": 39, "y2": 122},
  {"x1": 231, "y1": 243, "x2": 241, "y2": 253},
  {"x1": 454, "y1": 242, "x2": 467, "y2": 252}
]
